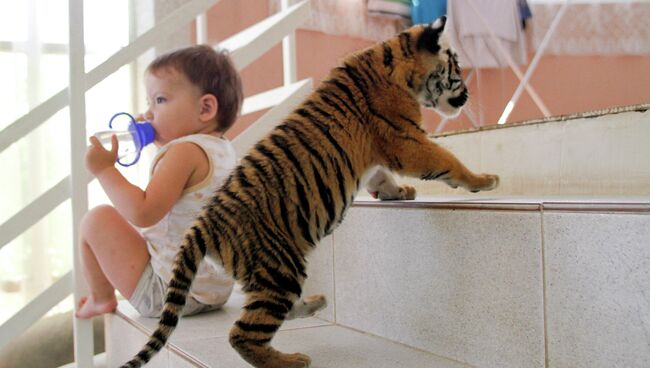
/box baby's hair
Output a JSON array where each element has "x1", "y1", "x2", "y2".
[{"x1": 147, "y1": 45, "x2": 243, "y2": 133}]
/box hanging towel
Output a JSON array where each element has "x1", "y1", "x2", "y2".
[
  {"x1": 411, "y1": 0, "x2": 447, "y2": 25},
  {"x1": 518, "y1": 0, "x2": 532, "y2": 29},
  {"x1": 368, "y1": 0, "x2": 412, "y2": 20},
  {"x1": 447, "y1": 0, "x2": 527, "y2": 69}
]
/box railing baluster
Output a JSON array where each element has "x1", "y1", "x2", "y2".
[
  {"x1": 281, "y1": 0, "x2": 298, "y2": 86},
  {"x1": 196, "y1": 12, "x2": 209, "y2": 44},
  {"x1": 68, "y1": 0, "x2": 94, "y2": 365}
]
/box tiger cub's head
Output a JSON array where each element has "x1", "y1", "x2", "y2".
[{"x1": 392, "y1": 16, "x2": 468, "y2": 118}]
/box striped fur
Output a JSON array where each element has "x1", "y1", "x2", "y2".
[{"x1": 121, "y1": 16, "x2": 498, "y2": 368}]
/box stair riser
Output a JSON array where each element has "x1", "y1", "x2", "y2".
[
  {"x1": 302, "y1": 205, "x2": 650, "y2": 368},
  {"x1": 404, "y1": 109, "x2": 650, "y2": 196}
]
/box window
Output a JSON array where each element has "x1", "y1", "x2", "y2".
[{"x1": 0, "y1": 0, "x2": 133, "y2": 322}]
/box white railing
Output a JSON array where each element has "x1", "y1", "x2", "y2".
[{"x1": 0, "y1": 0, "x2": 312, "y2": 365}]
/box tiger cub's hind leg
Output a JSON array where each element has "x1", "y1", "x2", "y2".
[
  {"x1": 365, "y1": 167, "x2": 416, "y2": 200},
  {"x1": 286, "y1": 294, "x2": 327, "y2": 320},
  {"x1": 230, "y1": 292, "x2": 311, "y2": 368}
]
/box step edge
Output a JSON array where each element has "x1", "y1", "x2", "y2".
[
  {"x1": 111, "y1": 313, "x2": 472, "y2": 368},
  {"x1": 352, "y1": 198, "x2": 650, "y2": 213}
]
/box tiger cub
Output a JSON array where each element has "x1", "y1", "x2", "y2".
[{"x1": 121, "y1": 16, "x2": 498, "y2": 368}]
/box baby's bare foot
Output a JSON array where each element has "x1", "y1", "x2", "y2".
[{"x1": 75, "y1": 295, "x2": 117, "y2": 319}]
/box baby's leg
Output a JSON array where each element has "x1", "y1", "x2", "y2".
[
  {"x1": 76, "y1": 205, "x2": 150, "y2": 319},
  {"x1": 286, "y1": 294, "x2": 327, "y2": 320}
]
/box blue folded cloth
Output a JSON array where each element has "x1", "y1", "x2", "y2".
[{"x1": 411, "y1": 0, "x2": 447, "y2": 25}]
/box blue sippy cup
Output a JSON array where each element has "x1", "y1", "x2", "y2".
[{"x1": 93, "y1": 112, "x2": 155, "y2": 167}]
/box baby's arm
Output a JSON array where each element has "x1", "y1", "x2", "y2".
[{"x1": 86, "y1": 137, "x2": 206, "y2": 227}]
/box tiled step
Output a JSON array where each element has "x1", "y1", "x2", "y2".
[
  {"x1": 407, "y1": 104, "x2": 650, "y2": 196},
  {"x1": 106, "y1": 197, "x2": 650, "y2": 368},
  {"x1": 334, "y1": 198, "x2": 650, "y2": 368},
  {"x1": 106, "y1": 291, "x2": 468, "y2": 368}
]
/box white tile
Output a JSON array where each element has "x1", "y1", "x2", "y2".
[
  {"x1": 559, "y1": 112, "x2": 650, "y2": 195},
  {"x1": 168, "y1": 350, "x2": 201, "y2": 368},
  {"x1": 544, "y1": 212, "x2": 650, "y2": 368},
  {"x1": 408, "y1": 109, "x2": 650, "y2": 197},
  {"x1": 176, "y1": 325, "x2": 470, "y2": 368},
  {"x1": 105, "y1": 313, "x2": 169, "y2": 368},
  {"x1": 478, "y1": 123, "x2": 563, "y2": 196},
  {"x1": 333, "y1": 207, "x2": 545, "y2": 368},
  {"x1": 404, "y1": 122, "x2": 565, "y2": 197}
]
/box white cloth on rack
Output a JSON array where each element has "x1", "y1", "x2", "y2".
[
  {"x1": 268, "y1": 0, "x2": 406, "y2": 41},
  {"x1": 447, "y1": 0, "x2": 527, "y2": 68},
  {"x1": 367, "y1": 0, "x2": 411, "y2": 20},
  {"x1": 530, "y1": 1, "x2": 650, "y2": 55}
]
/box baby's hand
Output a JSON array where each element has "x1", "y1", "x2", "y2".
[{"x1": 85, "y1": 135, "x2": 118, "y2": 176}]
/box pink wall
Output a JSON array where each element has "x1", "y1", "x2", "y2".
[{"x1": 200, "y1": 1, "x2": 650, "y2": 137}]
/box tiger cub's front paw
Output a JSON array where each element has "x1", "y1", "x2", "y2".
[{"x1": 470, "y1": 174, "x2": 499, "y2": 193}]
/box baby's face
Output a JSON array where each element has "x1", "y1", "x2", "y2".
[{"x1": 144, "y1": 68, "x2": 204, "y2": 146}]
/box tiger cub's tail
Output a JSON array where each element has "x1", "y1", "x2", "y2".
[{"x1": 120, "y1": 226, "x2": 208, "y2": 368}]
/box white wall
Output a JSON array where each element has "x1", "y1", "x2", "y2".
[{"x1": 400, "y1": 106, "x2": 650, "y2": 197}]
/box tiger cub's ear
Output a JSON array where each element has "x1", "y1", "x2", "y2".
[
  {"x1": 432, "y1": 15, "x2": 447, "y2": 30},
  {"x1": 417, "y1": 16, "x2": 446, "y2": 54}
]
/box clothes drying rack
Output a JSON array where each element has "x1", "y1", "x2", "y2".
[{"x1": 437, "y1": 0, "x2": 571, "y2": 132}]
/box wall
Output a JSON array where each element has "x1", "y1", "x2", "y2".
[
  {"x1": 201, "y1": 1, "x2": 650, "y2": 137},
  {"x1": 400, "y1": 107, "x2": 650, "y2": 197}
]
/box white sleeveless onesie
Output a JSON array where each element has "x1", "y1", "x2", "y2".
[{"x1": 140, "y1": 134, "x2": 235, "y2": 305}]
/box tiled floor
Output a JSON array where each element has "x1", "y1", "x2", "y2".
[
  {"x1": 107, "y1": 197, "x2": 650, "y2": 368},
  {"x1": 108, "y1": 293, "x2": 469, "y2": 368}
]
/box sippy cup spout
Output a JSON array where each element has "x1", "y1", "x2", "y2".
[{"x1": 96, "y1": 112, "x2": 156, "y2": 167}]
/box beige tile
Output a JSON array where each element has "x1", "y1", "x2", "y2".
[
  {"x1": 544, "y1": 212, "x2": 650, "y2": 368},
  {"x1": 176, "y1": 325, "x2": 471, "y2": 368},
  {"x1": 478, "y1": 123, "x2": 563, "y2": 196},
  {"x1": 559, "y1": 114, "x2": 650, "y2": 195},
  {"x1": 333, "y1": 207, "x2": 545, "y2": 368},
  {"x1": 440, "y1": 130, "x2": 482, "y2": 169},
  {"x1": 409, "y1": 109, "x2": 650, "y2": 197}
]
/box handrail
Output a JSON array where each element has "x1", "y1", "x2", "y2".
[
  {"x1": 241, "y1": 79, "x2": 311, "y2": 117},
  {"x1": 0, "y1": 176, "x2": 75, "y2": 252},
  {"x1": 233, "y1": 79, "x2": 313, "y2": 156},
  {"x1": 220, "y1": 0, "x2": 311, "y2": 70},
  {"x1": 0, "y1": 0, "x2": 223, "y2": 155}
]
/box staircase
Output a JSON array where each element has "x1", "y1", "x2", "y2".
[{"x1": 105, "y1": 105, "x2": 650, "y2": 368}]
